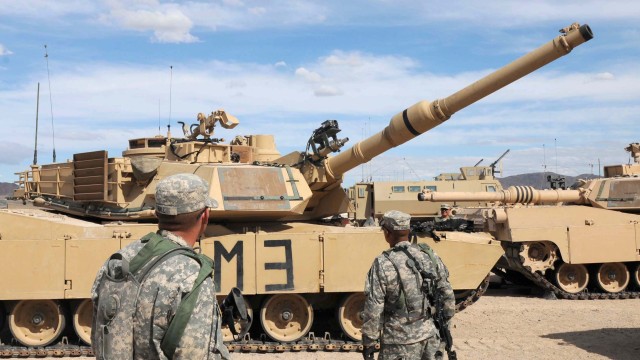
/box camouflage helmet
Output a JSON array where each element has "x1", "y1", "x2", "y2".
[
  {"x1": 155, "y1": 173, "x2": 218, "y2": 215},
  {"x1": 440, "y1": 203, "x2": 452, "y2": 210},
  {"x1": 380, "y1": 210, "x2": 411, "y2": 231}
]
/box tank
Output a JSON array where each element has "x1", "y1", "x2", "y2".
[
  {"x1": 348, "y1": 150, "x2": 508, "y2": 225},
  {"x1": 418, "y1": 142, "x2": 640, "y2": 300},
  {"x1": 1, "y1": 23, "x2": 592, "y2": 353}
]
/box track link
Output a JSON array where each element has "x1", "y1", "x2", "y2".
[{"x1": 504, "y1": 243, "x2": 640, "y2": 300}]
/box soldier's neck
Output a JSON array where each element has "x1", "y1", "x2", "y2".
[{"x1": 389, "y1": 238, "x2": 409, "y2": 247}]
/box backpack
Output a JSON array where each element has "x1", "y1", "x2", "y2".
[
  {"x1": 382, "y1": 243, "x2": 443, "y2": 318},
  {"x1": 92, "y1": 232, "x2": 214, "y2": 360}
]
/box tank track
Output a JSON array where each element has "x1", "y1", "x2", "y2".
[
  {"x1": 0, "y1": 279, "x2": 487, "y2": 357},
  {"x1": 504, "y1": 243, "x2": 640, "y2": 300},
  {"x1": 0, "y1": 334, "x2": 366, "y2": 357},
  {"x1": 455, "y1": 274, "x2": 490, "y2": 312}
]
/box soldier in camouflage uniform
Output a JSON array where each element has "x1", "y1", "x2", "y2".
[
  {"x1": 437, "y1": 204, "x2": 454, "y2": 222},
  {"x1": 362, "y1": 210, "x2": 455, "y2": 360},
  {"x1": 91, "y1": 173, "x2": 230, "y2": 359}
]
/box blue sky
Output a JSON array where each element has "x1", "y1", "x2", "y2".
[{"x1": 1, "y1": 0, "x2": 639, "y2": 186}]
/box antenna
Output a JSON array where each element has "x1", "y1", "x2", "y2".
[
  {"x1": 169, "y1": 65, "x2": 173, "y2": 126},
  {"x1": 554, "y1": 138, "x2": 558, "y2": 174},
  {"x1": 403, "y1": 157, "x2": 421, "y2": 180},
  {"x1": 158, "y1": 99, "x2": 161, "y2": 134},
  {"x1": 361, "y1": 120, "x2": 365, "y2": 182},
  {"x1": 33, "y1": 83, "x2": 40, "y2": 166},
  {"x1": 542, "y1": 144, "x2": 547, "y2": 188},
  {"x1": 44, "y1": 45, "x2": 56, "y2": 163}
]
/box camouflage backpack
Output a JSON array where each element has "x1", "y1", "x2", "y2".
[{"x1": 92, "y1": 232, "x2": 213, "y2": 360}]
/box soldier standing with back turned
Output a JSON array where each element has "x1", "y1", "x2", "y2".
[
  {"x1": 91, "y1": 173, "x2": 230, "y2": 359},
  {"x1": 362, "y1": 210, "x2": 456, "y2": 360}
]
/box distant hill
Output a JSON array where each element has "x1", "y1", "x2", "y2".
[
  {"x1": 0, "y1": 182, "x2": 18, "y2": 198},
  {"x1": 499, "y1": 172, "x2": 600, "y2": 189}
]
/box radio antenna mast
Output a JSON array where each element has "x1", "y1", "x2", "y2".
[
  {"x1": 33, "y1": 83, "x2": 40, "y2": 165},
  {"x1": 44, "y1": 45, "x2": 56, "y2": 163},
  {"x1": 169, "y1": 65, "x2": 173, "y2": 126}
]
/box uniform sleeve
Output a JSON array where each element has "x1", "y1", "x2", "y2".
[
  {"x1": 361, "y1": 257, "x2": 387, "y2": 346},
  {"x1": 435, "y1": 256, "x2": 456, "y2": 321}
]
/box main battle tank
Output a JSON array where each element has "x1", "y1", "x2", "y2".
[
  {"x1": 1, "y1": 23, "x2": 592, "y2": 353},
  {"x1": 419, "y1": 142, "x2": 640, "y2": 300}
]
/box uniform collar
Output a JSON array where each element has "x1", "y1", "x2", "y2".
[
  {"x1": 158, "y1": 230, "x2": 190, "y2": 247},
  {"x1": 393, "y1": 240, "x2": 411, "y2": 249}
]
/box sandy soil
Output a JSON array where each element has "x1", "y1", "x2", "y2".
[{"x1": 62, "y1": 288, "x2": 640, "y2": 360}]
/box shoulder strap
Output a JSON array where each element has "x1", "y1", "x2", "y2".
[
  {"x1": 415, "y1": 243, "x2": 440, "y2": 281},
  {"x1": 129, "y1": 232, "x2": 185, "y2": 275},
  {"x1": 161, "y1": 252, "x2": 214, "y2": 359}
]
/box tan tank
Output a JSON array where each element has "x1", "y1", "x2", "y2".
[
  {"x1": 1, "y1": 23, "x2": 592, "y2": 351},
  {"x1": 419, "y1": 142, "x2": 640, "y2": 300},
  {"x1": 348, "y1": 151, "x2": 508, "y2": 225}
]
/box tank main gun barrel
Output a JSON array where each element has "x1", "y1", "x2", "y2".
[
  {"x1": 324, "y1": 23, "x2": 593, "y2": 180},
  {"x1": 418, "y1": 185, "x2": 584, "y2": 205}
]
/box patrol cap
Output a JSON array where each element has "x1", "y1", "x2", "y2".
[
  {"x1": 155, "y1": 173, "x2": 218, "y2": 215},
  {"x1": 380, "y1": 210, "x2": 411, "y2": 231},
  {"x1": 440, "y1": 203, "x2": 452, "y2": 210}
]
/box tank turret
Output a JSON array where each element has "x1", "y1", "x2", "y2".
[
  {"x1": 14, "y1": 24, "x2": 593, "y2": 222},
  {"x1": 604, "y1": 142, "x2": 640, "y2": 177},
  {"x1": 419, "y1": 143, "x2": 640, "y2": 214}
]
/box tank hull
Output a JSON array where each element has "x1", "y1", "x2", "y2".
[{"x1": 0, "y1": 206, "x2": 502, "y2": 347}]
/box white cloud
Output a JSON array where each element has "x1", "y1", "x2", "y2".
[
  {"x1": 0, "y1": 44, "x2": 13, "y2": 56},
  {"x1": 592, "y1": 72, "x2": 615, "y2": 81},
  {"x1": 101, "y1": 0, "x2": 198, "y2": 43},
  {"x1": 314, "y1": 85, "x2": 342, "y2": 97},
  {"x1": 275, "y1": 61, "x2": 287, "y2": 68},
  {"x1": 295, "y1": 67, "x2": 323, "y2": 82}
]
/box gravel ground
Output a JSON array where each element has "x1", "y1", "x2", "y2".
[{"x1": 59, "y1": 287, "x2": 640, "y2": 360}]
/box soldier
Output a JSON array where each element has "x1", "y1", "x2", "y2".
[
  {"x1": 91, "y1": 173, "x2": 230, "y2": 359},
  {"x1": 438, "y1": 204, "x2": 454, "y2": 221},
  {"x1": 362, "y1": 210, "x2": 455, "y2": 360}
]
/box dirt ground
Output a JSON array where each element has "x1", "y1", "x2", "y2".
[{"x1": 63, "y1": 287, "x2": 640, "y2": 360}]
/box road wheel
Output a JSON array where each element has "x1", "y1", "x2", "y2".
[
  {"x1": 260, "y1": 294, "x2": 313, "y2": 342},
  {"x1": 554, "y1": 263, "x2": 589, "y2": 294},
  {"x1": 337, "y1": 293, "x2": 365, "y2": 341},
  {"x1": 8, "y1": 300, "x2": 66, "y2": 346},
  {"x1": 632, "y1": 263, "x2": 640, "y2": 290},
  {"x1": 595, "y1": 262, "x2": 629, "y2": 293},
  {"x1": 72, "y1": 299, "x2": 93, "y2": 345}
]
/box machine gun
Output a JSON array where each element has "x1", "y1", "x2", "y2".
[
  {"x1": 489, "y1": 149, "x2": 510, "y2": 176},
  {"x1": 412, "y1": 218, "x2": 475, "y2": 241}
]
